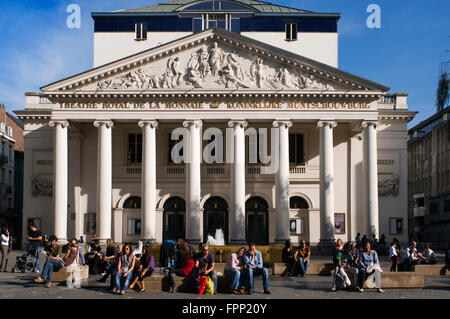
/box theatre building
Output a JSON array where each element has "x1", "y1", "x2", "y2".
[{"x1": 16, "y1": 0, "x2": 415, "y2": 247}]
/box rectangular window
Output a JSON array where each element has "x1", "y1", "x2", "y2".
[
  {"x1": 430, "y1": 202, "x2": 438, "y2": 215},
  {"x1": 289, "y1": 133, "x2": 304, "y2": 165},
  {"x1": 417, "y1": 197, "x2": 425, "y2": 207},
  {"x1": 84, "y1": 213, "x2": 96, "y2": 235},
  {"x1": 444, "y1": 200, "x2": 450, "y2": 212},
  {"x1": 127, "y1": 134, "x2": 142, "y2": 164},
  {"x1": 135, "y1": 22, "x2": 147, "y2": 41},
  {"x1": 127, "y1": 218, "x2": 141, "y2": 235},
  {"x1": 202, "y1": 13, "x2": 231, "y2": 31},
  {"x1": 286, "y1": 22, "x2": 298, "y2": 41},
  {"x1": 0, "y1": 123, "x2": 5, "y2": 134},
  {"x1": 389, "y1": 218, "x2": 403, "y2": 235}
]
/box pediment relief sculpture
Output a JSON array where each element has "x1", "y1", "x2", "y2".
[{"x1": 96, "y1": 41, "x2": 340, "y2": 91}]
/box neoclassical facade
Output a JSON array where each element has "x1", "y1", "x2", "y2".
[{"x1": 16, "y1": 1, "x2": 415, "y2": 246}]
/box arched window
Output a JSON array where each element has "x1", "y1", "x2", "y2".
[
  {"x1": 245, "y1": 196, "x2": 269, "y2": 245},
  {"x1": 203, "y1": 197, "x2": 228, "y2": 243},
  {"x1": 290, "y1": 196, "x2": 309, "y2": 209},
  {"x1": 123, "y1": 196, "x2": 141, "y2": 209},
  {"x1": 163, "y1": 197, "x2": 186, "y2": 241}
]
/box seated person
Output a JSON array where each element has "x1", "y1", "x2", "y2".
[
  {"x1": 405, "y1": 241, "x2": 420, "y2": 271},
  {"x1": 194, "y1": 244, "x2": 217, "y2": 293},
  {"x1": 129, "y1": 244, "x2": 155, "y2": 292},
  {"x1": 243, "y1": 244, "x2": 270, "y2": 295},
  {"x1": 420, "y1": 244, "x2": 436, "y2": 264},
  {"x1": 331, "y1": 239, "x2": 353, "y2": 291},
  {"x1": 281, "y1": 240, "x2": 296, "y2": 277},
  {"x1": 168, "y1": 243, "x2": 195, "y2": 293},
  {"x1": 224, "y1": 247, "x2": 247, "y2": 294},
  {"x1": 294, "y1": 240, "x2": 311, "y2": 277},
  {"x1": 86, "y1": 239, "x2": 103, "y2": 274},
  {"x1": 357, "y1": 241, "x2": 383, "y2": 293},
  {"x1": 97, "y1": 240, "x2": 118, "y2": 283},
  {"x1": 34, "y1": 235, "x2": 63, "y2": 287}
]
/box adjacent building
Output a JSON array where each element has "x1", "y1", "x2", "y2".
[
  {"x1": 16, "y1": 0, "x2": 415, "y2": 247},
  {"x1": 408, "y1": 106, "x2": 450, "y2": 250},
  {"x1": 0, "y1": 104, "x2": 24, "y2": 247}
]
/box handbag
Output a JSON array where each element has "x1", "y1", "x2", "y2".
[{"x1": 196, "y1": 275, "x2": 207, "y2": 295}]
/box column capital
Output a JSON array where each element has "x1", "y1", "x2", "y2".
[
  {"x1": 361, "y1": 121, "x2": 378, "y2": 129},
  {"x1": 317, "y1": 120, "x2": 337, "y2": 128},
  {"x1": 273, "y1": 120, "x2": 293, "y2": 128},
  {"x1": 228, "y1": 120, "x2": 248, "y2": 128},
  {"x1": 138, "y1": 120, "x2": 158, "y2": 129},
  {"x1": 183, "y1": 120, "x2": 203, "y2": 129},
  {"x1": 94, "y1": 120, "x2": 114, "y2": 129},
  {"x1": 49, "y1": 120, "x2": 69, "y2": 128}
]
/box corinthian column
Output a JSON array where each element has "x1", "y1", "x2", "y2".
[
  {"x1": 228, "y1": 120, "x2": 248, "y2": 244},
  {"x1": 49, "y1": 120, "x2": 69, "y2": 244},
  {"x1": 317, "y1": 120, "x2": 337, "y2": 247},
  {"x1": 362, "y1": 121, "x2": 379, "y2": 238},
  {"x1": 138, "y1": 120, "x2": 158, "y2": 243},
  {"x1": 94, "y1": 120, "x2": 114, "y2": 245},
  {"x1": 183, "y1": 120, "x2": 202, "y2": 244},
  {"x1": 273, "y1": 120, "x2": 293, "y2": 244}
]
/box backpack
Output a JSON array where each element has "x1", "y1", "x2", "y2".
[
  {"x1": 205, "y1": 276, "x2": 215, "y2": 295},
  {"x1": 196, "y1": 275, "x2": 207, "y2": 295}
]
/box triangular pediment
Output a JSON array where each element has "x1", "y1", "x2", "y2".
[{"x1": 41, "y1": 28, "x2": 389, "y2": 93}]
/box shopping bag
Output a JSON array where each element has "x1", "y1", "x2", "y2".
[
  {"x1": 205, "y1": 276, "x2": 214, "y2": 295},
  {"x1": 196, "y1": 275, "x2": 207, "y2": 295}
]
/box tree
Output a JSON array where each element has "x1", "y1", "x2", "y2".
[{"x1": 436, "y1": 63, "x2": 449, "y2": 112}]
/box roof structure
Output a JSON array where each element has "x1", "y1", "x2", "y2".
[{"x1": 119, "y1": 0, "x2": 313, "y2": 14}]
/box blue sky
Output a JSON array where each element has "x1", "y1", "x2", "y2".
[{"x1": 0, "y1": 0, "x2": 448, "y2": 128}]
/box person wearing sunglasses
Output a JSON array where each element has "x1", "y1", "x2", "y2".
[{"x1": 116, "y1": 243, "x2": 136, "y2": 295}]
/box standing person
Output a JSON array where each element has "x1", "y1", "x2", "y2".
[
  {"x1": 389, "y1": 241, "x2": 398, "y2": 272},
  {"x1": 34, "y1": 235, "x2": 62, "y2": 287},
  {"x1": 129, "y1": 244, "x2": 155, "y2": 292},
  {"x1": 294, "y1": 240, "x2": 311, "y2": 277},
  {"x1": 194, "y1": 244, "x2": 217, "y2": 293},
  {"x1": 379, "y1": 234, "x2": 387, "y2": 251},
  {"x1": 26, "y1": 223, "x2": 43, "y2": 273},
  {"x1": 420, "y1": 244, "x2": 436, "y2": 264},
  {"x1": 64, "y1": 238, "x2": 81, "y2": 289},
  {"x1": 352, "y1": 242, "x2": 360, "y2": 265},
  {"x1": 168, "y1": 243, "x2": 195, "y2": 293},
  {"x1": 357, "y1": 241, "x2": 383, "y2": 293},
  {"x1": 116, "y1": 243, "x2": 136, "y2": 295},
  {"x1": 355, "y1": 233, "x2": 361, "y2": 246},
  {"x1": 281, "y1": 240, "x2": 296, "y2": 277},
  {"x1": 243, "y1": 243, "x2": 270, "y2": 295},
  {"x1": 0, "y1": 226, "x2": 10, "y2": 272},
  {"x1": 224, "y1": 247, "x2": 247, "y2": 294}
]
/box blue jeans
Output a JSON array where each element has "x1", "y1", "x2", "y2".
[
  {"x1": 78, "y1": 247, "x2": 85, "y2": 266},
  {"x1": 40, "y1": 259, "x2": 61, "y2": 284},
  {"x1": 298, "y1": 258, "x2": 310, "y2": 275},
  {"x1": 246, "y1": 267, "x2": 269, "y2": 291},
  {"x1": 224, "y1": 269, "x2": 245, "y2": 290},
  {"x1": 116, "y1": 271, "x2": 133, "y2": 292},
  {"x1": 35, "y1": 247, "x2": 42, "y2": 271}
]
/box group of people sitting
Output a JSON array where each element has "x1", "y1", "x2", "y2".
[
  {"x1": 389, "y1": 240, "x2": 437, "y2": 272},
  {"x1": 167, "y1": 240, "x2": 270, "y2": 295},
  {"x1": 330, "y1": 239, "x2": 383, "y2": 293},
  {"x1": 281, "y1": 239, "x2": 311, "y2": 277}
]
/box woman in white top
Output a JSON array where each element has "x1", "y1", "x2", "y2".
[
  {"x1": 421, "y1": 244, "x2": 436, "y2": 264},
  {"x1": 0, "y1": 227, "x2": 10, "y2": 272},
  {"x1": 389, "y1": 241, "x2": 398, "y2": 272}
]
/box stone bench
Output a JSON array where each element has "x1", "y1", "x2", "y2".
[
  {"x1": 414, "y1": 265, "x2": 449, "y2": 276},
  {"x1": 332, "y1": 270, "x2": 424, "y2": 289},
  {"x1": 52, "y1": 265, "x2": 89, "y2": 283},
  {"x1": 273, "y1": 262, "x2": 334, "y2": 276}
]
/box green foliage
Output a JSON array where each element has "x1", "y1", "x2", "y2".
[{"x1": 436, "y1": 72, "x2": 449, "y2": 112}]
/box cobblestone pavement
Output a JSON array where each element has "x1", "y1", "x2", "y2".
[{"x1": 0, "y1": 251, "x2": 448, "y2": 299}]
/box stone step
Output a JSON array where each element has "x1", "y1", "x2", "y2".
[
  {"x1": 273, "y1": 262, "x2": 334, "y2": 275},
  {"x1": 414, "y1": 265, "x2": 449, "y2": 276},
  {"x1": 52, "y1": 266, "x2": 89, "y2": 283}
]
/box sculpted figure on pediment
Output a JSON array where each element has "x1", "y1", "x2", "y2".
[
  {"x1": 297, "y1": 73, "x2": 334, "y2": 90},
  {"x1": 226, "y1": 50, "x2": 245, "y2": 81},
  {"x1": 274, "y1": 66, "x2": 294, "y2": 88},
  {"x1": 198, "y1": 47, "x2": 211, "y2": 78},
  {"x1": 186, "y1": 67, "x2": 203, "y2": 88},
  {"x1": 209, "y1": 42, "x2": 225, "y2": 76},
  {"x1": 217, "y1": 65, "x2": 250, "y2": 88}
]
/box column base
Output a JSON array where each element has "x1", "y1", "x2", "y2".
[
  {"x1": 318, "y1": 239, "x2": 336, "y2": 255},
  {"x1": 274, "y1": 239, "x2": 290, "y2": 246},
  {"x1": 187, "y1": 238, "x2": 202, "y2": 245},
  {"x1": 229, "y1": 240, "x2": 248, "y2": 246}
]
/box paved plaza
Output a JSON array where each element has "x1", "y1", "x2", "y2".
[{"x1": 0, "y1": 251, "x2": 448, "y2": 300}]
